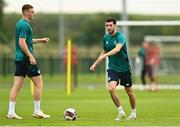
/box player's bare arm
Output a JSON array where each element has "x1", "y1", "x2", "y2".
[
  {"x1": 98, "y1": 43, "x2": 123, "y2": 61},
  {"x1": 19, "y1": 38, "x2": 36, "y2": 65},
  {"x1": 33, "y1": 38, "x2": 49, "y2": 44},
  {"x1": 90, "y1": 50, "x2": 106, "y2": 71}
]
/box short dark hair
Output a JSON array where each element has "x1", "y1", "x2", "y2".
[
  {"x1": 106, "y1": 18, "x2": 116, "y2": 24},
  {"x1": 22, "y1": 4, "x2": 33, "y2": 14}
]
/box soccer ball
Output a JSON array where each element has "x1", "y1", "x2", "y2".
[{"x1": 64, "y1": 108, "x2": 77, "y2": 121}]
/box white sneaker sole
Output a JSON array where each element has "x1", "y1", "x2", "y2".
[
  {"x1": 33, "y1": 113, "x2": 50, "y2": 119},
  {"x1": 115, "y1": 115, "x2": 126, "y2": 121},
  {"x1": 7, "y1": 115, "x2": 23, "y2": 120},
  {"x1": 126, "y1": 117, "x2": 136, "y2": 120}
]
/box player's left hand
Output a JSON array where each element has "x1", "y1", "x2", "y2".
[{"x1": 41, "y1": 38, "x2": 49, "y2": 43}]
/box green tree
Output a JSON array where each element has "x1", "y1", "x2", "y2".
[{"x1": 0, "y1": 0, "x2": 5, "y2": 28}]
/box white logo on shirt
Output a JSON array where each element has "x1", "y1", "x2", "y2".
[
  {"x1": 108, "y1": 77, "x2": 111, "y2": 81},
  {"x1": 126, "y1": 83, "x2": 129, "y2": 86},
  {"x1": 106, "y1": 41, "x2": 109, "y2": 44},
  {"x1": 37, "y1": 70, "x2": 41, "y2": 74}
]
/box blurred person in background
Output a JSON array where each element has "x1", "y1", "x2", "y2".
[
  {"x1": 146, "y1": 41, "x2": 160, "y2": 91},
  {"x1": 136, "y1": 41, "x2": 148, "y2": 90}
]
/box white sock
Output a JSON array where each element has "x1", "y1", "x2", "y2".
[
  {"x1": 118, "y1": 106, "x2": 124, "y2": 113},
  {"x1": 8, "y1": 101, "x2": 15, "y2": 114},
  {"x1": 131, "y1": 108, "x2": 136, "y2": 113},
  {"x1": 34, "y1": 100, "x2": 40, "y2": 113}
]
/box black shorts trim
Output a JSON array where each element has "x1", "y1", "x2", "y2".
[
  {"x1": 14, "y1": 59, "x2": 41, "y2": 77},
  {"x1": 107, "y1": 69, "x2": 132, "y2": 87}
]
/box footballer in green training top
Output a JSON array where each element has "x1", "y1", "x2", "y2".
[
  {"x1": 90, "y1": 17, "x2": 136, "y2": 121},
  {"x1": 7, "y1": 4, "x2": 50, "y2": 119}
]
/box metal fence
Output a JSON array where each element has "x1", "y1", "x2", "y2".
[
  {"x1": 1, "y1": 54, "x2": 180, "y2": 77},
  {"x1": 0, "y1": 55, "x2": 106, "y2": 77}
]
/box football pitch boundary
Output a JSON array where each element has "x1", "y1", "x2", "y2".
[
  {"x1": 0, "y1": 125, "x2": 180, "y2": 127},
  {"x1": 116, "y1": 84, "x2": 180, "y2": 90}
]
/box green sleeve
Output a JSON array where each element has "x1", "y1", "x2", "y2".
[
  {"x1": 116, "y1": 33, "x2": 126, "y2": 46},
  {"x1": 19, "y1": 24, "x2": 29, "y2": 38}
]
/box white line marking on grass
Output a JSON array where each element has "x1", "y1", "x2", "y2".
[
  {"x1": 0, "y1": 125, "x2": 180, "y2": 127},
  {"x1": 116, "y1": 84, "x2": 180, "y2": 90}
]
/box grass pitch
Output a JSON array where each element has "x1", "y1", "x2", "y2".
[{"x1": 0, "y1": 86, "x2": 180, "y2": 126}]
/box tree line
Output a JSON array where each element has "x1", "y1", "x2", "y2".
[{"x1": 1, "y1": 9, "x2": 180, "y2": 47}]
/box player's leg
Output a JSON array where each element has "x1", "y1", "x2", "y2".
[
  {"x1": 7, "y1": 76, "x2": 24, "y2": 119},
  {"x1": 120, "y1": 71, "x2": 136, "y2": 120},
  {"x1": 125, "y1": 87, "x2": 136, "y2": 109},
  {"x1": 31, "y1": 75, "x2": 50, "y2": 119},
  {"x1": 7, "y1": 60, "x2": 26, "y2": 119},
  {"x1": 108, "y1": 82, "x2": 126, "y2": 120},
  {"x1": 107, "y1": 69, "x2": 126, "y2": 120},
  {"x1": 26, "y1": 63, "x2": 50, "y2": 119},
  {"x1": 108, "y1": 81, "x2": 120, "y2": 108},
  {"x1": 31, "y1": 75, "x2": 43, "y2": 105},
  {"x1": 125, "y1": 86, "x2": 136, "y2": 120}
]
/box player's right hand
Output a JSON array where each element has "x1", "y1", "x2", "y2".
[
  {"x1": 29, "y1": 55, "x2": 36, "y2": 65},
  {"x1": 90, "y1": 64, "x2": 96, "y2": 72}
]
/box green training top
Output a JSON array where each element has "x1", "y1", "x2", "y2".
[
  {"x1": 15, "y1": 19, "x2": 33, "y2": 61},
  {"x1": 138, "y1": 47, "x2": 146, "y2": 66},
  {"x1": 103, "y1": 31, "x2": 131, "y2": 72}
]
